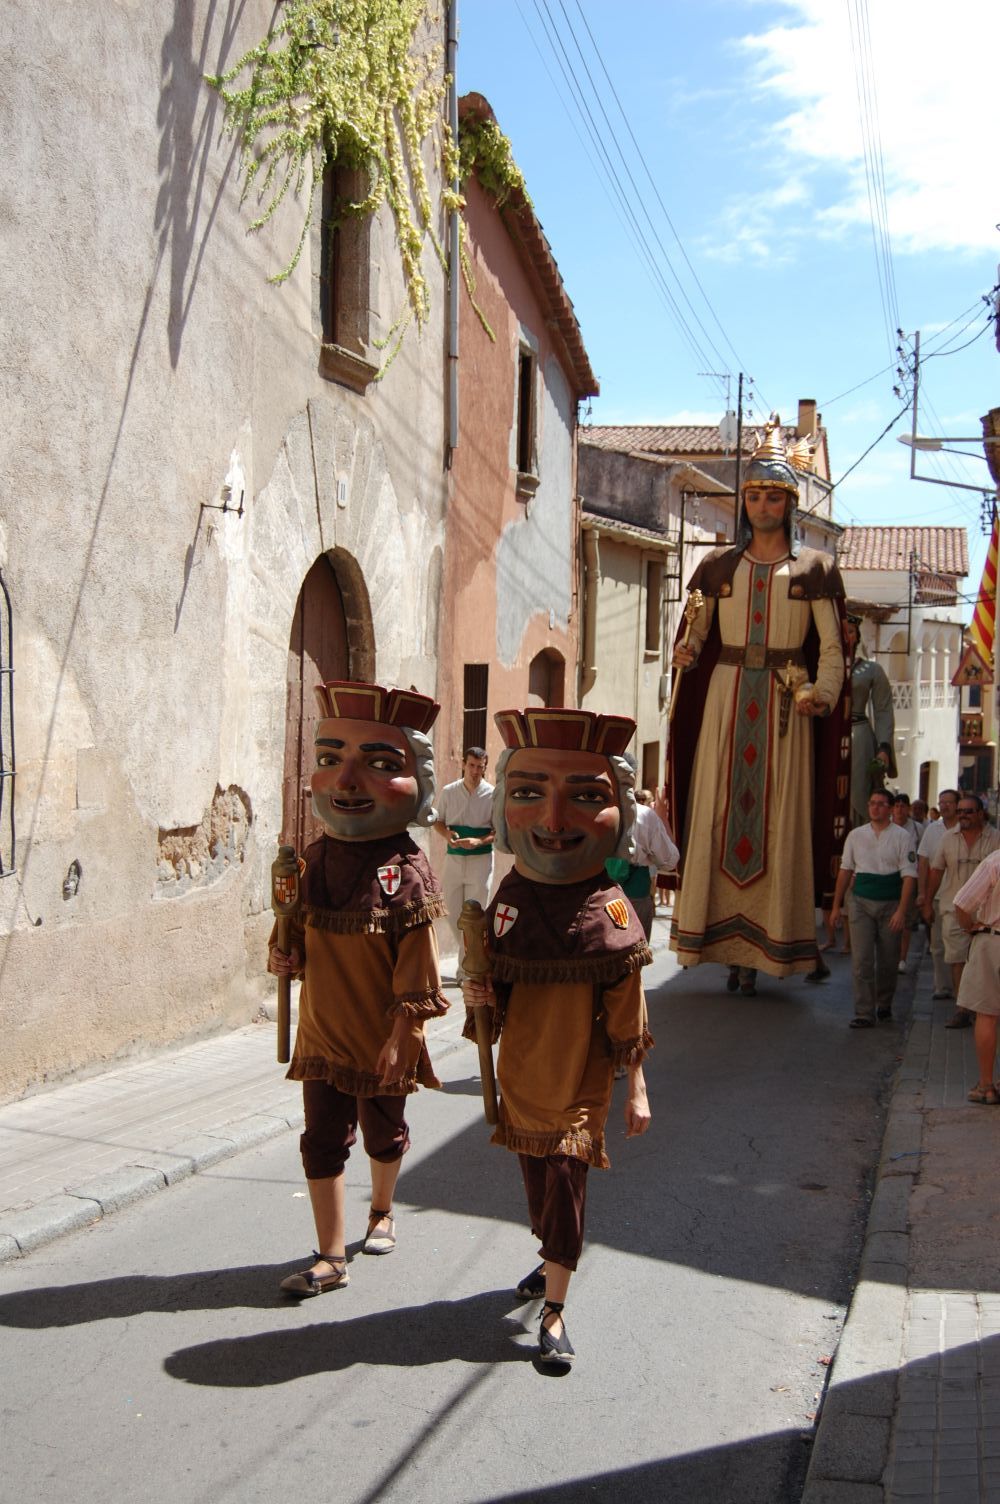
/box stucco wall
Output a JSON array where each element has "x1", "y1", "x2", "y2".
[
  {"x1": 0, "y1": 2, "x2": 448, "y2": 1099},
  {"x1": 435, "y1": 176, "x2": 582, "y2": 776}
]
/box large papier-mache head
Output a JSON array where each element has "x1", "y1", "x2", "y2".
[
  {"x1": 311, "y1": 680, "x2": 440, "y2": 837},
  {"x1": 491, "y1": 708, "x2": 638, "y2": 878},
  {"x1": 737, "y1": 416, "x2": 802, "y2": 551}
]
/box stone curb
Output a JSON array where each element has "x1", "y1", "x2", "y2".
[
  {"x1": 0, "y1": 1109, "x2": 302, "y2": 1263},
  {"x1": 801, "y1": 981, "x2": 933, "y2": 1501}
]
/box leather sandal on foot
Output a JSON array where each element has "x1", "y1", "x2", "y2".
[
  {"x1": 968, "y1": 1084, "x2": 999, "y2": 1105},
  {"x1": 516, "y1": 1263, "x2": 546, "y2": 1300},
  {"x1": 279, "y1": 1252, "x2": 349, "y2": 1297},
  {"x1": 363, "y1": 1208, "x2": 396, "y2": 1255},
  {"x1": 725, "y1": 967, "x2": 740, "y2": 993},
  {"x1": 849, "y1": 1016, "x2": 875, "y2": 1029},
  {"x1": 538, "y1": 1301, "x2": 575, "y2": 1365},
  {"x1": 945, "y1": 1010, "x2": 974, "y2": 1029}
]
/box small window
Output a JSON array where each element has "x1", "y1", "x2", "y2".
[
  {"x1": 968, "y1": 683, "x2": 982, "y2": 708},
  {"x1": 644, "y1": 559, "x2": 663, "y2": 654},
  {"x1": 463, "y1": 663, "x2": 489, "y2": 751},
  {"x1": 641, "y1": 741, "x2": 659, "y2": 792},
  {"x1": 515, "y1": 349, "x2": 538, "y2": 498},
  {"x1": 317, "y1": 163, "x2": 378, "y2": 392}
]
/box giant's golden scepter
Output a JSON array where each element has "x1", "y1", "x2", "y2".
[{"x1": 668, "y1": 589, "x2": 705, "y2": 722}]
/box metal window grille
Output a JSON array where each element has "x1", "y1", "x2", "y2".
[
  {"x1": 0, "y1": 569, "x2": 14, "y2": 876},
  {"x1": 463, "y1": 663, "x2": 489, "y2": 752}
]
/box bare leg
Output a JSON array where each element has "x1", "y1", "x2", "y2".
[
  {"x1": 974, "y1": 1014, "x2": 998, "y2": 1089},
  {"x1": 369, "y1": 1157, "x2": 402, "y2": 1238},
  {"x1": 304, "y1": 1173, "x2": 346, "y2": 1274},
  {"x1": 543, "y1": 1261, "x2": 572, "y2": 1340}
]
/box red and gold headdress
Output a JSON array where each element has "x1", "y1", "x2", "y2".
[
  {"x1": 314, "y1": 680, "x2": 440, "y2": 734},
  {"x1": 494, "y1": 707, "x2": 635, "y2": 757}
]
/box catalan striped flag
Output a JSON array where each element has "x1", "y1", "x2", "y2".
[{"x1": 970, "y1": 508, "x2": 999, "y2": 669}]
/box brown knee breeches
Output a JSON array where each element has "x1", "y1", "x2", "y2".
[
  {"x1": 518, "y1": 1152, "x2": 589, "y2": 1270},
  {"x1": 299, "y1": 1081, "x2": 410, "y2": 1180}
]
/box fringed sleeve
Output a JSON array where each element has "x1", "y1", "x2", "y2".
[
  {"x1": 388, "y1": 923, "x2": 449, "y2": 1019},
  {"x1": 601, "y1": 970, "x2": 653, "y2": 1068}
]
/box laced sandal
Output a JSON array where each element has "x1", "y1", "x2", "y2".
[
  {"x1": 968, "y1": 1084, "x2": 999, "y2": 1106},
  {"x1": 279, "y1": 1252, "x2": 349, "y2": 1297},
  {"x1": 538, "y1": 1300, "x2": 575, "y2": 1365},
  {"x1": 516, "y1": 1263, "x2": 546, "y2": 1300},
  {"x1": 363, "y1": 1207, "x2": 396, "y2": 1255}
]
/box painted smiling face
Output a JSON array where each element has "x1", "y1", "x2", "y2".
[
  {"x1": 311, "y1": 717, "x2": 420, "y2": 842},
  {"x1": 503, "y1": 746, "x2": 621, "y2": 884}
]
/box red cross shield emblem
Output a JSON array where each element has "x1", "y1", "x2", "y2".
[
  {"x1": 377, "y1": 864, "x2": 402, "y2": 896},
  {"x1": 606, "y1": 899, "x2": 630, "y2": 929},
  {"x1": 494, "y1": 903, "x2": 518, "y2": 937}
]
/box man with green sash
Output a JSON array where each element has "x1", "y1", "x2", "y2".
[
  {"x1": 829, "y1": 790, "x2": 917, "y2": 1028},
  {"x1": 434, "y1": 747, "x2": 496, "y2": 979}
]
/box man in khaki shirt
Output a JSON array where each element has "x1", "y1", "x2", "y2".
[{"x1": 924, "y1": 794, "x2": 1000, "y2": 1025}]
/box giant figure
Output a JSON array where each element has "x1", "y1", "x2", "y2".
[
  {"x1": 844, "y1": 614, "x2": 896, "y2": 828},
  {"x1": 667, "y1": 422, "x2": 850, "y2": 993}
]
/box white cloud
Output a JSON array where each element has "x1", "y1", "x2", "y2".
[{"x1": 730, "y1": 0, "x2": 999, "y2": 257}]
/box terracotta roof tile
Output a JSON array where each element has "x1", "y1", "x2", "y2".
[
  {"x1": 838, "y1": 526, "x2": 968, "y2": 577},
  {"x1": 582, "y1": 425, "x2": 754, "y2": 457}
]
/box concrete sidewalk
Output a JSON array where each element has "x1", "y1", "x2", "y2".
[
  {"x1": 804, "y1": 960, "x2": 1000, "y2": 1503},
  {"x1": 0, "y1": 973, "x2": 469, "y2": 1262}
]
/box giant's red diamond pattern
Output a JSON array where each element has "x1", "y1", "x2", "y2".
[
  {"x1": 734, "y1": 835, "x2": 754, "y2": 866},
  {"x1": 742, "y1": 742, "x2": 757, "y2": 766},
  {"x1": 739, "y1": 788, "x2": 755, "y2": 814},
  {"x1": 753, "y1": 610, "x2": 764, "y2": 625},
  {"x1": 745, "y1": 699, "x2": 761, "y2": 723}
]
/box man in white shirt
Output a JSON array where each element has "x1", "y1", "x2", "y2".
[
  {"x1": 830, "y1": 790, "x2": 917, "y2": 1029},
  {"x1": 629, "y1": 791, "x2": 680, "y2": 939},
  {"x1": 953, "y1": 849, "x2": 1000, "y2": 1104},
  {"x1": 916, "y1": 789, "x2": 959, "y2": 1001},
  {"x1": 434, "y1": 747, "x2": 495, "y2": 979}
]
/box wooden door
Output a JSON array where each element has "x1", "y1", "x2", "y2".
[{"x1": 282, "y1": 555, "x2": 349, "y2": 851}]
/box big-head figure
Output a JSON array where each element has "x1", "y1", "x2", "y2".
[
  {"x1": 463, "y1": 707, "x2": 653, "y2": 1369},
  {"x1": 269, "y1": 680, "x2": 447, "y2": 1299}
]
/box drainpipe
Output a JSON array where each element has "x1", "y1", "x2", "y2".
[
  {"x1": 446, "y1": 1, "x2": 460, "y2": 467},
  {"x1": 581, "y1": 525, "x2": 600, "y2": 695}
]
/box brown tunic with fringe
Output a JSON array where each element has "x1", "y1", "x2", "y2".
[
  {"x1": 277, "y1": 834, "x2": 449, "y2": 1097},
  {"x1": 466, "y1": 871, "x2": 653, "y2": 1169}
]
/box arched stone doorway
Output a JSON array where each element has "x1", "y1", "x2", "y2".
[
  {"x1": 527, "y1": 647, "x2": 566, "y2": 707},
  {"x1": 282, "y1": 550, "x2": 374, "y2": 849}
]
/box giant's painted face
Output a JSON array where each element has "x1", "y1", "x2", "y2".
[
  {"x1": 311, "y1": 717, "x2": 420, "y2": 842},
  {"x1": 503, "y1": 746, "x2": 621, "y2": 884}
]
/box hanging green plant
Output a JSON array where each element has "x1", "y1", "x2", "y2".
[
  {"x1": 458, "y1": 115, "x2": 530, "y2": 209},
  {"x1": 206, "y1": 0, "x2": 460, "y2": 338}
]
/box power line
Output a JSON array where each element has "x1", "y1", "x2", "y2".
[{"x1": 569, "y1": 0, "x2": 761, "y2": 399}]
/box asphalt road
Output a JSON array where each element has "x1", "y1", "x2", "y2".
[{"x1": 0, "y1": 942, "x2": 911, "y2": 1504}]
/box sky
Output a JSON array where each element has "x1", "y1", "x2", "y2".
[{"x1": 455, "y1": 0, "x2": 1000, "y2": 605}]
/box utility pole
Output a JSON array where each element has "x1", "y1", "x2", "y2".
[{"x1": 733, "y1": 372, "x2": 745, "y2": 531}]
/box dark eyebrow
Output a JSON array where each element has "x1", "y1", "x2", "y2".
[
  {"x1": 508, "y1": 770, "x2": 611, "y2": 785},
  {"x1": 314, "y1": 738, "x2": 405, "y2": 755}
]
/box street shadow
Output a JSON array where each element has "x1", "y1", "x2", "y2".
[
  {"x1": 409, "y1": 957, "x2": 910, "y2": 1306},
  {"x1": 164, "y1": 1289, "x2": 530, "y2": 1386},
  {"x1": 156, "y1": 0, "x2": 259, "y2": 366},
  {"x1": 461, "y1": 1432, "x2": 809, "y2": 1504}
]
